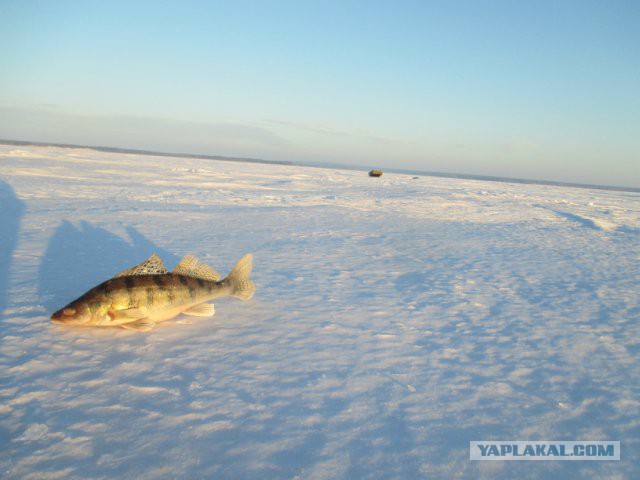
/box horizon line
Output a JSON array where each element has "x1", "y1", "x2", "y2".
[{"x1": 1, "y1": 138, "x2": 638, "y2": 194}]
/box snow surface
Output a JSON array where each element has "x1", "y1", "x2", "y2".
[{"x1": 1, "y1": 145, "x2": 639, "y2": 479}]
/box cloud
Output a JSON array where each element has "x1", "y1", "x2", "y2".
[{"x1": 0, "y1": 104, "x2": 287, "y2": 155}]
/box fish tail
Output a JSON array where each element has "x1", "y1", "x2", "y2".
[{"x1": 225, "y1": 254, "x2": 255, "y2": 300}]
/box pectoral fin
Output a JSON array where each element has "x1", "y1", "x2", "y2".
[
  {"x1": 183, "y1": 303, "x2": 216, "y2": 317},
  {"x1": 109, "y1": 307, "x2": 146, "y2": 321},
  {"x1": 120, "y1": 319, "x2": 156, "y2": 332}
]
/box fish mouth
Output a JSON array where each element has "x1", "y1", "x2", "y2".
[
  {"x1": 51, "y1": 307, "x2": 79, "y2": 323},
  {"x1": 51, "y1": 315, "x2": 85, "y2": 325},
  {"x1": 50, "y1": 312, "x2": 66, "y2": 323}
]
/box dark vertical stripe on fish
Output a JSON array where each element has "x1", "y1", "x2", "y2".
[
  {"x1": 124, "y1": 277, "x2": 135, "y2": 307},
  {"x1": 90, "y1": 300, "x2": 102, "y2": 313},
  {"x1": 102, "y1": 280, "x2": 113, "y2": 299},
  {"x1": 103, "y1": 286, "x2": 113, "y2": 301}
]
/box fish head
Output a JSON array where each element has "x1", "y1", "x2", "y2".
[{"x1": 51, "y1": 298, "x2": 110, "y2": 326}]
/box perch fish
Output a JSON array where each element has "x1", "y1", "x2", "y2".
[{"x1": 51, "y1": 253, "x2": 255, "y2": 331}]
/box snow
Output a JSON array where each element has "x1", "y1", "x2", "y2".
[{"x1": 1, "y1": 144, "x2": 639, "y2": 479}]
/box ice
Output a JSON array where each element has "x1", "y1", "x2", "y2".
[{"x1": 0, "y1": 145, "x2": 638, "y2": 479}]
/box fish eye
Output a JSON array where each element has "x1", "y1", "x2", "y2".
[{"x1": 63, "y1": 308, "x2": 76, "y2": 316}]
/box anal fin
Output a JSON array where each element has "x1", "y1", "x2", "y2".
[{"x1": 182, "y1": 303, "x2": 216, "y2": 317}]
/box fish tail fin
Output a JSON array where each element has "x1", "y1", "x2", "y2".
[{"x1": 225, "y1": 254, "x2": 255, "y2": 300}]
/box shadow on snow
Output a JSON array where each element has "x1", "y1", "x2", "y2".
[
  {"x1": 0, "y1": 179, "x2": 25, "y2": 318},
  {"x1": 38, "y1": 220, "x2": 179, "y2": 313}
]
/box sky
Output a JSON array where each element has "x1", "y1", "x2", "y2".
[{"x1": 0, "y1": 0, "x2": 638, "y2": 187}]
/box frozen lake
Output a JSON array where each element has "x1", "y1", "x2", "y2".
[{"x1": 1, "y1": 145, "x2": 638, "y2": 479}]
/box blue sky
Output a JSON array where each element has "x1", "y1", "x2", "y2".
[{"x1": 1, "y1": 0, "x2": 638, "y2": 187}]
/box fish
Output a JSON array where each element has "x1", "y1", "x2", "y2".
[{"x1": 50, "y1": 253, "x2": 255, "y2": 331}]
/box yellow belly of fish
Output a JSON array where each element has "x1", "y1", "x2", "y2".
[{"x1": 145, "y1": 304, "x2": 197, "y2": 322}]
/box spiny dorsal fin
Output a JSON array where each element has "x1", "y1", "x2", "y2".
[
  {"x1": 173, "y1": 255, "x2": 221, "y2": 281},
  {"x1": 115, "y1": 253, "x2": 168, "y2": 277}
]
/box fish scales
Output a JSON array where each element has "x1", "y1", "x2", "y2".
[
  {"x1": 94, "y1": 275, "x2": 228, "y2": 311},
  {"x1": 51, "y1": 253, "x2": 255, "y2": 331}
]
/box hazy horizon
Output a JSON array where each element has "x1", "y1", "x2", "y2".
[
  {"x1": 1, "y1": 1, "x2": 638, "y2": 188},
  {"x1": 3, "y1": 136, "x2": 639, "y2": 192}
]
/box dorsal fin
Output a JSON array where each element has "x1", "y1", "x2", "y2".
[
  {"x1": 173, "y1": 255, "x2": 221, "y2": 281},
  {"x1": 114, "y1": 253, "x2": 168, "y2": 277}
]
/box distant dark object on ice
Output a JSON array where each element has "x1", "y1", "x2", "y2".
[{"x1": 369, "y1": 169, "x2": 383, "y2": 177}]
